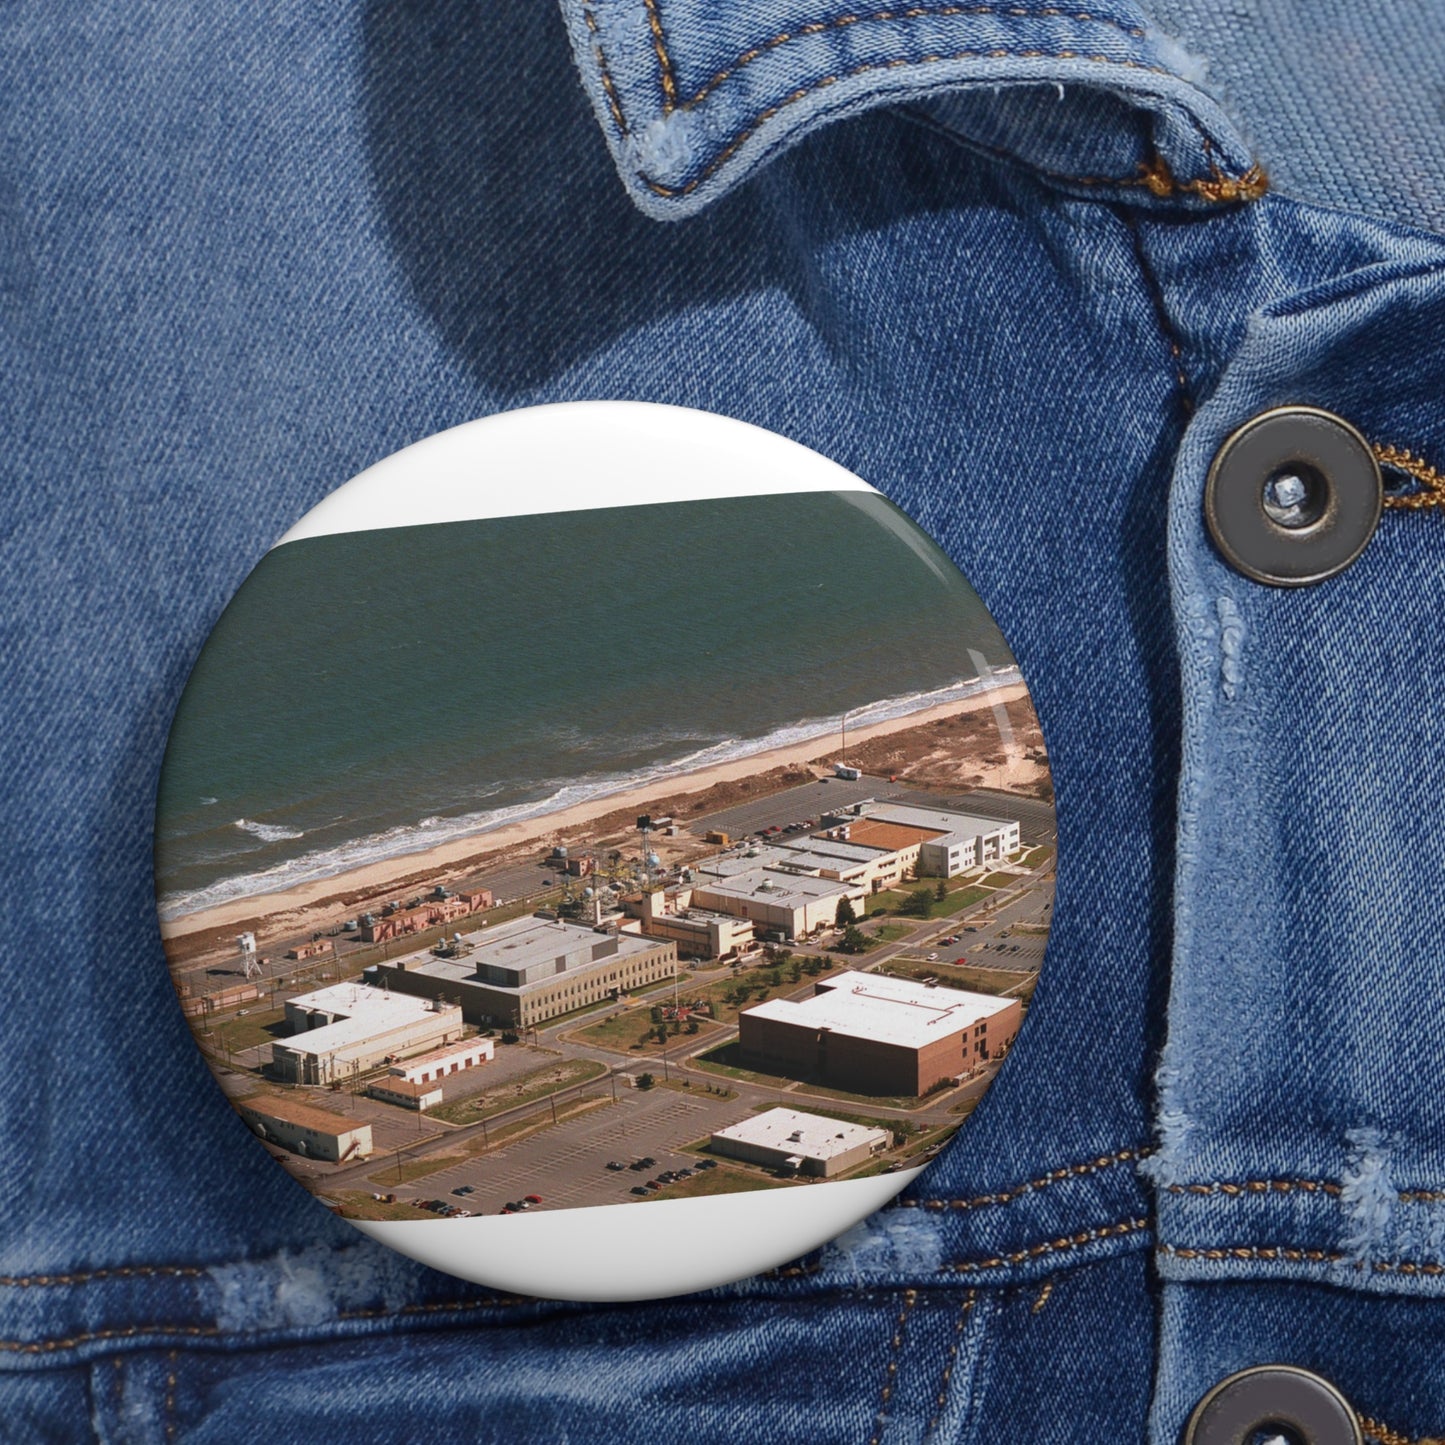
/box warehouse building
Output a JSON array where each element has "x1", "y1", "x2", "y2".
[
  {"x1": 688, "y1": 866, "x2": 868, "y2": 941},
  {"x1": 367, "y1": 1077, "x2": 443, "y2": 1112},
  {"x1": 389, "y1": 1037, "x2": 494, "y2": 1084},
  {"x1": 709, "y1": 1107, "x2": 890, "y2": 1178},
  {"x1": 738, "y1": 971, "x2": 1022, "y2": 1096},
  {"x1": 237, "y1": 1095, "x2": 373, "y2": 1163},
  {"x1": 272, "y1": 983, "x2": 464, "y2": 1085},
  {"x1": 627, "y1": 889, "x2": 756, "y2": 960},
  {"x1": 825, "y1": 801, "x2": 1021, "y2": 877},
  {"x1": 372, "y1": 915, "x2": 677, "y2": 1028}
]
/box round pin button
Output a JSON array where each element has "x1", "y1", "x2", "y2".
[
  {"x1": 1204, "y1": 406, "x2": 1382, "y2": 586},
  {"x1": 155, "y1": 402, "x2": 1056, "y2": 1300},
  {"x1": 1183, "y1": 1365, "x2": 1363, "y2": 1445}
]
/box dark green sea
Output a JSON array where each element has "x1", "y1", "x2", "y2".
[{"x1": 154, "y1": 492, "x2": 1017, "y2": 919}]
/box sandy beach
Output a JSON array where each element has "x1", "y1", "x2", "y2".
[{"x1": 162, "y1": 682, "x2": 1039, "y2": 952}]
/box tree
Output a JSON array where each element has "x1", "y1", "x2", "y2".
[
  {"x1": 787, "y1": 960, "x2": 803, "y2": 984},
  {"x1": 935, "y1": 878, "x2": 948, "y2": 902},
  {"x1": 650, "y1": 1005, "x2": 663, "y2": 1024},
  {"x1": 901, "y1": 888, "x2": 933, "y2": 918},
  {"x1": 685, "y1": 1019, "x2": 700, "y2": 1035},
  {"x1": 835, "y1": 896, "x2": 857, "y2": 927},
  {"x1": 838, "y1": 924, "x2": 870, "y2": 955},
  {"x1": 637, "y1": 1072, "x2": 655, "y2": 1090}
]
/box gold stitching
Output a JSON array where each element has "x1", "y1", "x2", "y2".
[
  {"x1": 900, "y1": 1146, "x2": 1152, "y2": 1211},
  {"x1": 1164, "y1": 1178, "x2": 1343, "y2": 1198},
  {"x1": 869, "y1": 1288, "x2": 919, "y2": 1445},
  {"x1": 925, "y1": 1290, "x2": 978, "y2": 1436},
  {"x1": 641, "y1": 49, "x2": 1181, "y2": 198},
  {"x1": 1030, "y1": 1278, "x2": 1055, "y2": 1313},
  {"x1": 1375, "y1": 443, "x2": 1445, "y2": 510},
  {"x1": 1360, "y1": 1415, "x2": 1445, "y2": 1445},
  {"x1": 674, "y1": 5, "x2": 1149, "y2": 110},
  {"x1": 642, "y1": 0, "x2": 678, "y2": 108},
  {"x1": 1160, "y1": 1242, "x2": 1445, "y2": 1277},
  {"x1": 942, "y1": 1217, "x2": 1150, "y2": 1273},
  {"x1": 0, "y1": 1264, "x2": 207, "y2": 1288},
  {"x1": 582, "y1": 7, "x2": 628, "y2": 134},
  {"x1": 164, "y1": 1348, "x2": 178, "y2": 1442},
  {"x1": 583, "y1": 5, "x2": 1265, "y2": 204}
]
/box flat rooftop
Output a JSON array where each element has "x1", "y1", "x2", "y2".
[
  {"x1": 393, "y1": 914, "x2": 667, "y2": 995},
  {"x1": 282, "y1": 985, "x2": 456, "y2": 1058},
  {"x1": 696, "y1": 867, "x2": 857, "y2": 909},
  {"x1": 743, "y1": 970, "x2": 1014, "y2": 1049},
  {"x1": 841, "y1": 819, "x2": 945, "y2": 852},
  {"x1": 770, "y1": 838, "x2": 891, "y2": 869},
  {"x1": 857, "y1": 802, "x2": 1017, "y2": 841},
  {"x1": 237, "y1": 1094, "x2": 368, "y2": 1138},
  {"x1": 712, "y1": 1106, "x2": 889, "y2": 1160}
]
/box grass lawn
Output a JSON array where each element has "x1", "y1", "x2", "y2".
[
  {"x1": 871, "y1": 874, "x2": 1000, "y2": 919},
  {"x1": 327, "y1": 1192, "x2": 435, "y2": 1221},
  {"x1": 882, "y1": 958, "x2": 1035, "y2": 999},
  {"x1": 208, "y1": 1007, "x2": 289, "y2": 1053},
  {"x1": 369, "y1": 1152, "x2": 469, "y2": 1186},
  {"x1": 691, "y1": 1042, "x2": 930, "y2": 1111},
  {"x1": 635, "y1": 1167, "x2": 789, "y2": 1201},
  {"x1": 654, "y1": 1076, "x2": 737, "y2": 1101},
  {"x1": 871, "y1": 923, "x2": 911, "y2": 942},
  {"x1": 428, "y1": 1058, "x2": 607, "y2": 1125},
  {"x1": 569, "y1": 1008, "x2": 721, "y2": 1056}
]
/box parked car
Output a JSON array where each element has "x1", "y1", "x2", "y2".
[
  {"x1": 630, "y1": 1186, "x2": 649, "y2": 1196},
  {"x1": 638, "y1": 1156, "x2": 656, "y2": 1168},
  {"x1": 675, "y1": 1168, "x2": 693, "y2": 1179},
  {"x1": 697, "y1": 1159, "x2": 718, "y2": 1170},
  {"x1": 524, "y1": 1193, "x2": 542, "y2": 1204},
  {"x1": 628, "y1": 1159, "x2": 649, "y2": 1172},
  {"x1": 645, "y1": 1180, "x2": 663, "y2": 1191},
  {"x1": 606, "y1": 1160, "x2": 626, "y2": 1171},
  {"x1": 452, "y1": 1185, "x2": 474, "y2": 1196}
]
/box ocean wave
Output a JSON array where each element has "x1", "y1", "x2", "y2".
[
  {"x1": 158, "y1": 670, "x2": 1022, "y2": 922},
  {"x1": 234, "y1": 818, "x2": 305, "y2": 843},
  {"x1": 199, "y1": 796, "x2": 218, "y2": 806}
]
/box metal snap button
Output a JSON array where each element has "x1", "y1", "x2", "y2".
[
  {"x1": 1183, "y1": 1364, "x2": 1363, "y2": 1445},
  {"x1": 1204, "y1": 406, "x2": 1382, "y2": 586}
]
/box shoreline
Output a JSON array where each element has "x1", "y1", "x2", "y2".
[{"x1": 161, "y1": 682, "x2": 1031, "y2": 943}]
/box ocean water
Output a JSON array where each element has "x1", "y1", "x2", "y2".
[{"x1": 154, "y1": 492, "x2": 1018, "y2": 919}]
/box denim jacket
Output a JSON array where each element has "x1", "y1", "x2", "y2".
[{"x1": 5, "y1": 1, "x2": 1445, "y2": 1441}]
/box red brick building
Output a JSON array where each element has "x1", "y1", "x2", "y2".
[{"x1": 739, "y1": 971, "x2": 1022, "y2": 1097}]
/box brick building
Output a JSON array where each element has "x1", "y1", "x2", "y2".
[{"x1": 738, "y1": 971, "x2": 1021, "y2": 1096}]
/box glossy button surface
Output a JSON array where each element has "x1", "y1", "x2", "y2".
[
  {"x1": 1204, "y1": 406, "x2": 1382, "y2": 586},
  {"x1": 1183, "y1": 1365, "x2": 1363, "y2": 1445}
]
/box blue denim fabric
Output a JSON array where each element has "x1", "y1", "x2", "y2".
[{"x1": 6, "y1": 0, "x2": 1445, "y2": 1440}]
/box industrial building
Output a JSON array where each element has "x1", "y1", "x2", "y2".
[
  {"x1": 739, "y1": 971, "x2": 1023, "y2": 1096},
  {"x1": 237, "y1": 1095, "x2": 373, "y2": 1163},
  {"x1": 371, "y1": 915, "x2": 678, "y2": 1028},
  {"x1": 358, "y1": 889, "x2": 493, "y2": 943},
  {"x1": 822, "y1": 801, "x2": 1022, "y2": 877},
  {"x1": 367, "y1": 1077, "x2": 443, "y2": 1112},
  {"x1": 389, "y1": 1037, "x2": 494, "y2": 1084},
  {"x1": 271, "y1": 982, "x2": 464, "y2": 1085},
  {"x1": 624, "y1": 889, "x2": 756, "y2": 960},
  {"x1": 687, "y1": 863, "x2": 868, "y2": 941},
  {"x1": 709, "y1": 1107, "x2": 890, "y2": 1177}
]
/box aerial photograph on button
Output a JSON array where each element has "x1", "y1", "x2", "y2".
[{"x1": 155, "y1": 489, "x2": 1056, "y2": 1221}]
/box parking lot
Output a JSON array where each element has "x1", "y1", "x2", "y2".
[{"x1": 378, "y1": 1085, "x2": 757, "y2": 1216}]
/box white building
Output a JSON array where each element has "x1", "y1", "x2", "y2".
[
  {"x1": 238, "y1": 1095, "x2": 373, "y2": 1163},
  {"x1": 825, "y1": 801, "x2": 1021, "y2": 877},
  {"x1": 709, "y1": 1107, "x2": 890, "y2": 1178},
  {"x1": 389, "y1": 1037, "x2": 494, "y2": 1084},
  {"x1": 272, "y1": 982, "x2": 464, "y2": 1085},
  {"x1": 367, "y1": 1077, "x2": 444, "y2": 1112}
]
